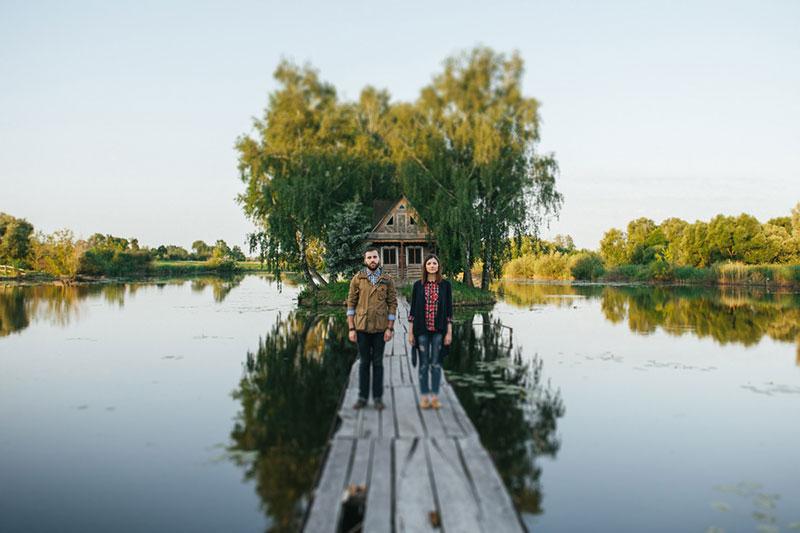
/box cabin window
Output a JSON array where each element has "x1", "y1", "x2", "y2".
[
  {"x1": 386, "y1": 216, "x2": 394, "y2": 226},
  {"x1": 382, "y1": 247, "x2": 398, "y2": 265},
  {"x1": 407, "y1": 246, "x2": 423, "y2": 265},
  {"x1": 409, "y1": 216, "x2": 416, "y2": 225}
]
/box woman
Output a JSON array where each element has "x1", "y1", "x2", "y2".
[{"x1": 408, "y1": 253, "x2": 453, "y2": 409}]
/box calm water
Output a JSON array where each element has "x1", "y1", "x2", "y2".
[{"x1": 2, "y1": 277, "x2": 799, "y2": 532}]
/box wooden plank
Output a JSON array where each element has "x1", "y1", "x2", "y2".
[
  {"x1": 389, "y1": 354, "x2": 401, "y2": 387},
  {"x1": 304, "y1": 438, "x2": 355, "y2": 533},
  {"x1": 428, "y1": 438, "x2": 481, "y2": 533},
  {"x1": 349, "y1": 439, "x2": 372, "y2": 487},
  {"x1": 442, "y1": 383, "x2": 476, "y2": 435},
  {"x1": 363, "y1": 438, "x2": 393, "y2": 533},
  {"x1": 348, "y1": 360, "x2": 359, "y2": 390},
  {"x1": 420, "y1": 402, "x2": 447, "y2": 438},
  {"x1": 458, "y1": 435, "x2": 524, "y2": 532},
  {"x1": 436, "y1": 396, "x2": 468, "y2": 438},
  {"x1": 360, "y1": 401, "x2": 380, "y2": 439},
  {"x1": 393, "y1": 386, "x2": 424, "y2": 438},
  {"x1": 395, "y1": 438, "x2": 438, "y2": 532},
  {"x1": 335, "y1": 388, "x2": 360, "y2": 439},
  {"x1": 379, "y1": 388, "x2": 397, "y2": 439}
]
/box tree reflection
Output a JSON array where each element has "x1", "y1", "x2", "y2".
[
  {"x1": 228, "y1": 311, "x2": 356, "y2": 532},
  {"x1": 498, "y1": 281, "x2": 800, "y2": 361},
  {"x1": 600, "y1": 286, "x2": 800, "y2": 350},
  {"x1": 444, "y1": 312, "x2": 566, "y2": 516},
  {"x1": 0, "y1": 277, "x2": 247, "y2": 336}
]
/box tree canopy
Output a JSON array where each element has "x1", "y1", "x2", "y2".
[{"x1": 236, "y1": 47, "x2": 562, "y2": 289}]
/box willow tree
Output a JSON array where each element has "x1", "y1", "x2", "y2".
[
  {"x1": 391, "y1": 47, "x2": 562, "y2": 288},
  {"x1": 236, "y1": 62, "x2": 396, "y2": 288}
]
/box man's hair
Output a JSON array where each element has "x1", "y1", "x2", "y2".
[
  {"x1": 421, "y1": 253, "x2": 443, "y2": 283},
  {"x1": 364, "y1": 247, "x2": 379, "y2": 256}
]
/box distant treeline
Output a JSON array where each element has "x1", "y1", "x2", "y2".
[
  {"x1": 501, "y1": 202, "x2": 800, "y2": 286},
  {"x1": 0, "y1": 212, "x2": 247, "y2": 278}
]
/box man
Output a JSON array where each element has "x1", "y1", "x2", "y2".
[{"x1": 347, "y1": 247, "x2": 397, "y2": 410}]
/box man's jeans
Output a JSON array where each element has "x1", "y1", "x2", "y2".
[
  {"x1": 356, "y1": 332, "x2": 386, "y2": 401},
  {"x1": 418, "y1": 332, "x2": 443, "y2": 395}
]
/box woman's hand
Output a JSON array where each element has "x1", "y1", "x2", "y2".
[
  {"x1": 408, "y1": 332, "x2": 414, "y2": 346},
  {"x1": 444, "y1": 332, "x2": 452, "y2": 346}
]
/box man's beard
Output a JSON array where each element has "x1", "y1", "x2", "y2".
[{"x1": 366, "y1": 262, "x2": 379, "y2": 271}]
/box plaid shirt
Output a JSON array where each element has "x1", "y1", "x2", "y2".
[
  {"x1": 424, "y1": 281, "x2": 439, "y2": 331},
  {"x1": 365, "y1": 267, "x2": 382, "y2": 285}
]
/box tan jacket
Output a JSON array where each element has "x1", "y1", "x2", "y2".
[{"x1": 347, "y1": 270, "x2": 398, "y2": 333}]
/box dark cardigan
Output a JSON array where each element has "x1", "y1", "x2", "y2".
[{"x1": 408, "y1": 279, "x2": 454, "y2": 338}]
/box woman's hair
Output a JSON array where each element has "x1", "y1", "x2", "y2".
[{"x1": 420, "y1": 253, "x2": 443, "y2": 283}]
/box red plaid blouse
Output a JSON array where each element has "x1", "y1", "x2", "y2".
[{"x1": 424, "y1": 281, "x2": 439, "y2": 331}]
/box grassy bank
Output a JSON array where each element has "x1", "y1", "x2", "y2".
[{"x1": 298, "y1": 279, "x2": 496, "y2": 308}]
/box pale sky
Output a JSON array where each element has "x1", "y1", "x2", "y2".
[{"x1": 1, "y1": 0, "x2": 798, "y2": 250}]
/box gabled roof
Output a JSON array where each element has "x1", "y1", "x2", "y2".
[
  {"x1": 371, "y1": 195, "x2": 425, "y2": 232},
  {"x1": 371, "y1": 199, "x2": 397, "y2": 228}
]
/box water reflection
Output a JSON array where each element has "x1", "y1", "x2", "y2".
[
  {"x1": 0, "y1": 276, "x2": 246, "y2": 336},
  {"x1": 228, "y1": 311, "x2": 356, "y2": 532},
  {"x1": 498, "y1": 282, "x2": 800, "y2": 361},
  {"x1": 445, "y1": 312, "x2": 566, "y2": 516}
]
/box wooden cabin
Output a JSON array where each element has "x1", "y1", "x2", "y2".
[{"x1": 367, "y1": 196, "x2": 434, "y2": 282}]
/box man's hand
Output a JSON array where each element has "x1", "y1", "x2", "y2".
[
  {"x1": 384, "y1": 328, "x2": 393, "y2": 342},
  {"x1": 348, "y1": 330, "x2": 356, "y2": 343}
]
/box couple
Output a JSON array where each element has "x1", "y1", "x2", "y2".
[{"x1": 346, "y1": 247, "x2": 454, "y2": 411}]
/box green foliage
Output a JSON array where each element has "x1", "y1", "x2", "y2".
[
  {"x1": 30, "y1": 229, "x2": 83, "y2": 277},
  {"x1": 236, "y1": 48, "x2": 562, "y2": 289},
  {"x1": 0, "y1": 213, "x2": 34, "y2": 267},
  {"x1": 504, "y1": 251, "x2": 572, "y2": 280},
  {"x1": 599, "y1": 228, "x2": 627, "y2": 267},
  {"x1": 236, "y1": 61, "x2": 397, "y2": 287},
  {"x1": 76, "y1": 233, "x2": 153, "y2": 277},
  {"x1": 569, "y1": 252, "x2": 605, "y2": 281},
  {"x1": 192, "y1": 240, "x2": 212, "y2": 260},
  {"x1": 397, "y1": 48, "x2": 562, "y2": 285},
  {"x1": 599, "y1": 203, "x2": 800, "y2": 274},
  {"x1": 322, "y1": 201, "x2": 370, "y2": 281}
]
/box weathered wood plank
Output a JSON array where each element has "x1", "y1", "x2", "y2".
[
  {"x1": 379, "y1": 389, "x2": 397, "y2": 439},
  {"x1": 458, "y1": 434, "x2": 524, "y2": 532},
  {"x1": 428, "y1": 438, "x2": 482, "y2": 533},
  {"x1": 349, "y1": 439, "x2": 372, "y2": 487},
  {"x1": 436, "y1": 395, "x2": 467, "y2": 438},
  {"x1": 393, "y1": 386, "x2": 424, "y2": 438},
  {"x1": 395, "y1": 438, "x2": 438, "y2": 532},
  {"x1": 442, "y1": 383, "x2": 477, "y2": 435},
  {"x1": 359, "y1": 400, "x2": 380, "y2": 439},
  {"x1": 348, "y1": 360, "x2": 359, "y2": 390},
  {"x1": 389, "y1": 354, "x2": 401, "y2": 387},
  {"x1": 420, "y1": 400, "x2": 447, "y2": 438},
  {"x1": 335, "y1": 388, "x2": 360, "y2": 439},
  {"x1": 363, "y1": 438, "x2": 393, "y2": 533},
  {"x1": 305, "y1": 438, "x2": 354, "y2": 533}
]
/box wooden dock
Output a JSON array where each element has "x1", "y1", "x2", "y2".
[{"x1": 303, "y1": 301, "x2": 524, "y2": 532}]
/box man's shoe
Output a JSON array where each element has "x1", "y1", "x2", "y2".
[
  {"x1": 374, "y1": 399, "x2": 385, "y2": 411},
  {"x1": 352, "y1": 398, "x2": 367, "y2": 410}
]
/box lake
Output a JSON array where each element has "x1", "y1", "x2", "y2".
[{"x1": 1, "y1": 276, "x2": 799, "y2": 532}]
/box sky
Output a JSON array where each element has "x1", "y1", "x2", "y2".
[{"x1": 1, "y1": 0, "x2": 798, "y2": 250}]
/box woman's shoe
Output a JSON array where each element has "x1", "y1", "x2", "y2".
[
  {"x1": 420, "y1": 396, "x2": 430, "y2": 409},
  {"x1": 430, "y1": 397, "x2": 441, "y2": 409}
]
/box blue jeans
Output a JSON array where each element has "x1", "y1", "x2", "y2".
[{"x1": 418, "y1": 332, "x2": 443, "y2": 395}]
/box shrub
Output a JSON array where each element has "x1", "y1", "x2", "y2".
[{"x1": 569, "y1": 252, "x2": 605, "y2": 281}]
